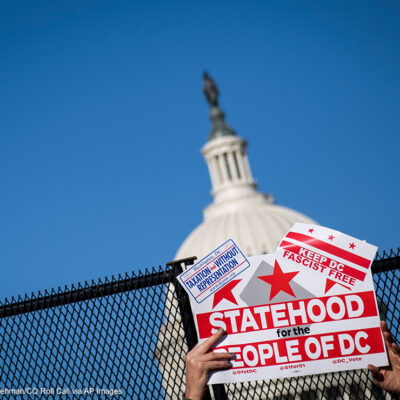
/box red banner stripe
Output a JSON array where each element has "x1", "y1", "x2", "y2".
[
  {"x1": 284, "y1": 232, "x2": 371, "y2": 269},
  {"x1": 279, "y1": 240, "x2": 366, "y2": 281},
  {"x1": 214, "y1": 327, "x2": 384, "y2": 368},
  {"x1": 197, "y1": 291, "x2": 377, "y2": 338}
]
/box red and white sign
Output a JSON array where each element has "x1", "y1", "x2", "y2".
[{"x1": 178, "y1": 224, "x2": 388, "y2": 384}]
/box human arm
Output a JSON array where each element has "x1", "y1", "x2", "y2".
[
  {"x1": 184, "y1": 329, "x2": 234, "y2": 400},
  {"x1": 368, "y1": 321, "x2": 400, "y2": 397}
]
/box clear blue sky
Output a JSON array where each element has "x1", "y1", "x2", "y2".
[{"x1": 1, "y1": 0, "x2": 399, "y2": 300}]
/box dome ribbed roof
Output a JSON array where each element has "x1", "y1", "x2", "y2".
[{"x1": 175, "y1": 201, "x2": 315, "y2": 259}]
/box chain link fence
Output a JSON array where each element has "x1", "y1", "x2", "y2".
[{"x1": 0, "y1": 250, "x2": 399, "y2": 399}]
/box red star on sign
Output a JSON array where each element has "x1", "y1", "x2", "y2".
[
  {"x1": 324, "y1": 278, "x2": 351, "y2": 293},
  {"x1": 258, "y1": 260, "x2": 299, "y2": 301},
  {"x1": 212, "y1": 279, "x2": 241, "y2": 308},
  {"x1": 308, "y1": 228, "x2": 315, "y2": 234},
  {"x1": 328, "y1": 235, "x2": 335, "y2": 241},
  {"x1": 349, "y1": 242, "x2": 356, "y2": 250}
]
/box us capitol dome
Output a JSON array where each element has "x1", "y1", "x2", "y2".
[
  {"x1": 175, "y1": 72, "x2": 315, "y2": 260},
  {"x1": 157, "y1": 74, "x2": 370, "y2": 400}
]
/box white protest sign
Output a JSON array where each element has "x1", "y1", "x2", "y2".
[
  {"x1": 178, "y1": 239, "x2": 250, "y2": 304},
  {"x1": 178, "y1": 224, "x2": 388, "y2": 384}
]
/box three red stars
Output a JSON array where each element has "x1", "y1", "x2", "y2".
[
  {"x1": 258, "y1": 260, "x2": 299, "y2": 301},
  {"x1": 212, "y1": 279, "x2": 241, "y2": 308}
]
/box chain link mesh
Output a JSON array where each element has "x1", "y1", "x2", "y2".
[
  {"x1": 0, "y1": 251, "x2": 398, "y2": 399},
  {"x1": 0, "y1": 265, "x2": 189, "y2": 399}
]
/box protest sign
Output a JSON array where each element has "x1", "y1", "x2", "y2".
[
  {"x1": 178, "y1": 223, "x2": 388, "y2": 384},
  {"x1": 178, "y1": 239, "x2": 250, "y2": 305}
]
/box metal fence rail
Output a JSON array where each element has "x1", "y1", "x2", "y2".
[{"x1": 0, "y1": 250, "x2": 398, "y2": 399}]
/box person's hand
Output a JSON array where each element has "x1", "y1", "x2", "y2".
[
  {"x1": 185, "y1": 329, "x2": 234, "y2": 400},
  {"x1": 368, "y1": 321, "x2": 400, "y2": 395}
]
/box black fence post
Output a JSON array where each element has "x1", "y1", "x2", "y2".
[{"x1": 169, "y1": 257, "x2": 228, "y2": 400}]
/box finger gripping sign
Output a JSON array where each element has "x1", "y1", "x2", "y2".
[{"x1": 177, "y1": 224, "x2": 388, "y2": 384}]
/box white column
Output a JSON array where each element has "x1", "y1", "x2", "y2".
[
  {"x1": 227, "y1": 151, "x2": 238, "y2": 181},
  {"x1": 206, "y1": 156, "x2": 218, "y2": 188},
  {"x1": 217, "y1": 154, "x2": 227, "y2": 184},
  {"x1": 234, "y1": 149, "x2": 246, "y2": 181},
  {"x1": 210, "y1": 156, "x2": 220, "y2": 187},
  {"x1": 243, "y1": 152, "x2": 253, "y2": 181}
]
